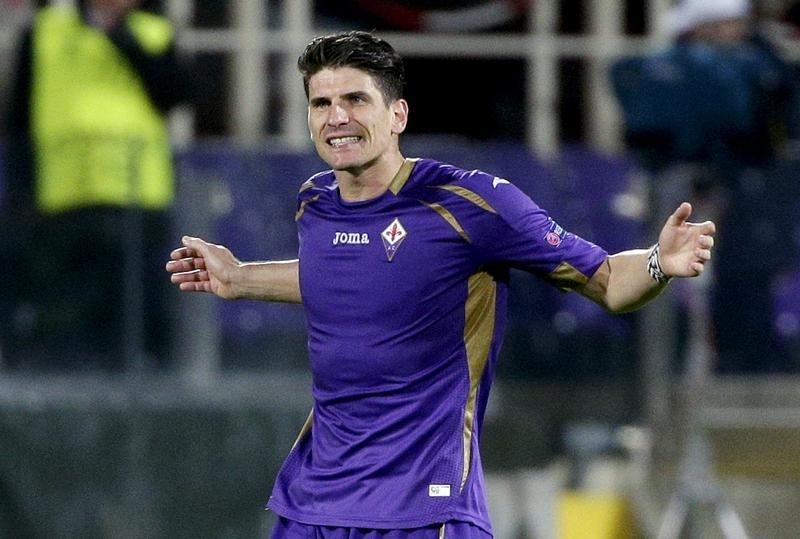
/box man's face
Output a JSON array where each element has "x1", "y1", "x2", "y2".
[{"x1": 307, "y1": 67, "x2": 408, "y2": 174}]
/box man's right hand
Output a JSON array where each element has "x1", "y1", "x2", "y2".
[
  {"x1": 166, "y1": 236, "x2": 242, "y2": 299},
  {"x1": 167, "y1": 237, "x2": 302, "y2": 303}
]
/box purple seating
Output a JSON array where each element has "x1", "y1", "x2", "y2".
[{"x1": 176, "y1": 148, "x2": 315, "y2": 339}]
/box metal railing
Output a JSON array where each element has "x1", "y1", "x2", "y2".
[
  {"x1": 4, "y1": 1, "x2": 799, "y2": 155},
  {"x1": 165, "y1": 0, "x2": 673, "y2": 154}
]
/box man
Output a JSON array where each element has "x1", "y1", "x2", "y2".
[
  {"x1": 167, "y1": 31, "x2": 715, "y2": 538},
  {"x1": 4, "y1": 0, "x2": 193, "y2": 369}
]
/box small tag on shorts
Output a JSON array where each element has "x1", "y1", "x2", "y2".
[{"x1": 428, "y1": 484, "x2": 451, "y2": 497}]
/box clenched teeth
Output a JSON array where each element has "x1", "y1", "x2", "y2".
[{"x1": 329, "y1": 136, "x2": 361, "y2": 146}]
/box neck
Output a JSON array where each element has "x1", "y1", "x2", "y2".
[{"x1": 335, "y1": 150, "x2": 405, "y2": 202}]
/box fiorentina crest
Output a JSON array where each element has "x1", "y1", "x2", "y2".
[{"x1": 381, "y1": 218, "x2": 407, "y2": 262}]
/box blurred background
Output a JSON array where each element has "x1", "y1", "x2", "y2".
[{"x1": 1, "y1": 0, "x2": 800, "y2": 537}]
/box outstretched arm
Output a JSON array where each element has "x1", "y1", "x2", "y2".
[
  {"x1": 580, "y1": 202, "x2": 715, "y2": 313},
  {"x1": 166, "y1": 236, "x2": 301, "y2": 303}
]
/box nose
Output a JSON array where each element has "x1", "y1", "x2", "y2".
[{"x1": 327, "y1": 103, "x2": 349, "y2": 126}]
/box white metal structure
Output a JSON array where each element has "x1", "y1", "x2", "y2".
[
  {"x1": 166, "y1": 0, "x2": 674, "y2": 154},
  {"x1": 4, "y1": 1, "x2": 799, "y2": 154}
]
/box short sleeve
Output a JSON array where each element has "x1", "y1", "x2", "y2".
[{"x1": 445, "y1": 169, "x2": 608, "y2": 290}]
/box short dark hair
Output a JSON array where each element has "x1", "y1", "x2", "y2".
[{"x1": 297, "y1": 30, "x2": 406, "y2": 104}]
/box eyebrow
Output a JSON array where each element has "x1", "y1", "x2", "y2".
[
  {"x1": 309, "y1": 96, "x2": 330, "y2": 107},
  {"x1": 343, "y1": 91, "x2": 371, "y2": 102},
  {"x1": 309, "y1": 91, "x2": 372, "y2": 107}
]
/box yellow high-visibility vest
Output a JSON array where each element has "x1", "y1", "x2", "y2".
[{"x1": 31, "y1": 6, "x2": 175, "y2": 213}]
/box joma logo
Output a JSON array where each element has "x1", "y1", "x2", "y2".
[{"x1": 333, "y1": 232, "x2": 370, "y2": 245}]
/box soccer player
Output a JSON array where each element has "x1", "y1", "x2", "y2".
[{"x1": 166, "y1": 31, "x2": 715, "y2": 539}]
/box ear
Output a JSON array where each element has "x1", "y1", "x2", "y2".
[{"x1": 390, "y1": 99, "x2": 409, "y2": 135}]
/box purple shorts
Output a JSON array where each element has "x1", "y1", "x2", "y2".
[{"x1": 270, "y1": 517, "x2": 492, "y2": 538}]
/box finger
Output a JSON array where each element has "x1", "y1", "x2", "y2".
[
  {"x1": 179, "y1": 281, "x2": 212, "y2": 293},
  {"x1": 689, "y1": 261, "x2": 705, "y2": 275},
  {"x1": 182, "y1": 235, "x2": 210, "y2": 251},
  {"x1": 698, "y1": 220, "x2": 716, "y2": 235},
  {"x1": 170, "y1": 268, "x2": 207, "y2": 284},
  {"x1": 695, "y1": 248, "x2": 712, "y2": 261},
  {"x1": 167, "y1": 251, "x2": 191, "y2": 269},
  {"x1": 170, "y1": 246, "x2": 192, "y2": 260},
  {"x1": 685, "y1": 220, "x2": 716, "y2": 238},
  {"x1": 667, "y1": 202, "x2": 693, "y2": 227},
  {"x1": 170, "y1": 246, "x2": 205, "y2": 262},
  {"x1": 697, "y1": 235, "x2": 714, "y2": 249},
  {"x1": 166, "y1": 256, "x2": 206, "y2": 273}
]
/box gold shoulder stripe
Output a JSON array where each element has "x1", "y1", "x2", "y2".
[
  {"x1": 388, "y1": 158, "x2": 419, "y2": 195},
  {"x1": 294, "y1": 194, "x2": 320, "y2": 221},
  {"x1": 433, "y1": 184, "x2": 497, "y2": 214},
  {"x1": 548, "y1": 261, "x2": 591, "y2": 291},
  {"x1": 420, "y1": 200, "x2": 471, "y2": 243}
]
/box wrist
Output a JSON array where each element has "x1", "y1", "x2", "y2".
[
  {"x1": 227, "y1": 262, "x2": 247, "y2": 300},
  {"x1": 647, "y1": 243, "x2": 672, "y2": 284}
]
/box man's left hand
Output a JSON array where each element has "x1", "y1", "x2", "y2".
[{"x1": 658, "y1": 202, "x2": 716, "y2": 278}]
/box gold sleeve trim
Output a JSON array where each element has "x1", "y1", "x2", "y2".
[
  {"x1": 419, "y1": 201, "x2": 471, "y2": 243},
  {"x1": 548, "y1": 261, "x2": 591, "y2": 291},
  {"x1": 460, "y1": 271, "x2": 496, "y2": 492},
  {"x1": 433, "y1": 184, "x2": 497, "y2": 214}
]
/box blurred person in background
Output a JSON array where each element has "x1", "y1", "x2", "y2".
[
  {"x1": 167, "y1": 30, "x2": 715, "y2": 538},
  {"x1": 611, "y1": 0, "x2": 800, "y2": 373},
  {"x1": 2, "y1": 0, "x2": 195, "y2": 370}
]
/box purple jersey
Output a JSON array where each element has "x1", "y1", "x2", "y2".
[{"x1": 267, "y1": 158, "x2": 608, "y2": 532}]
